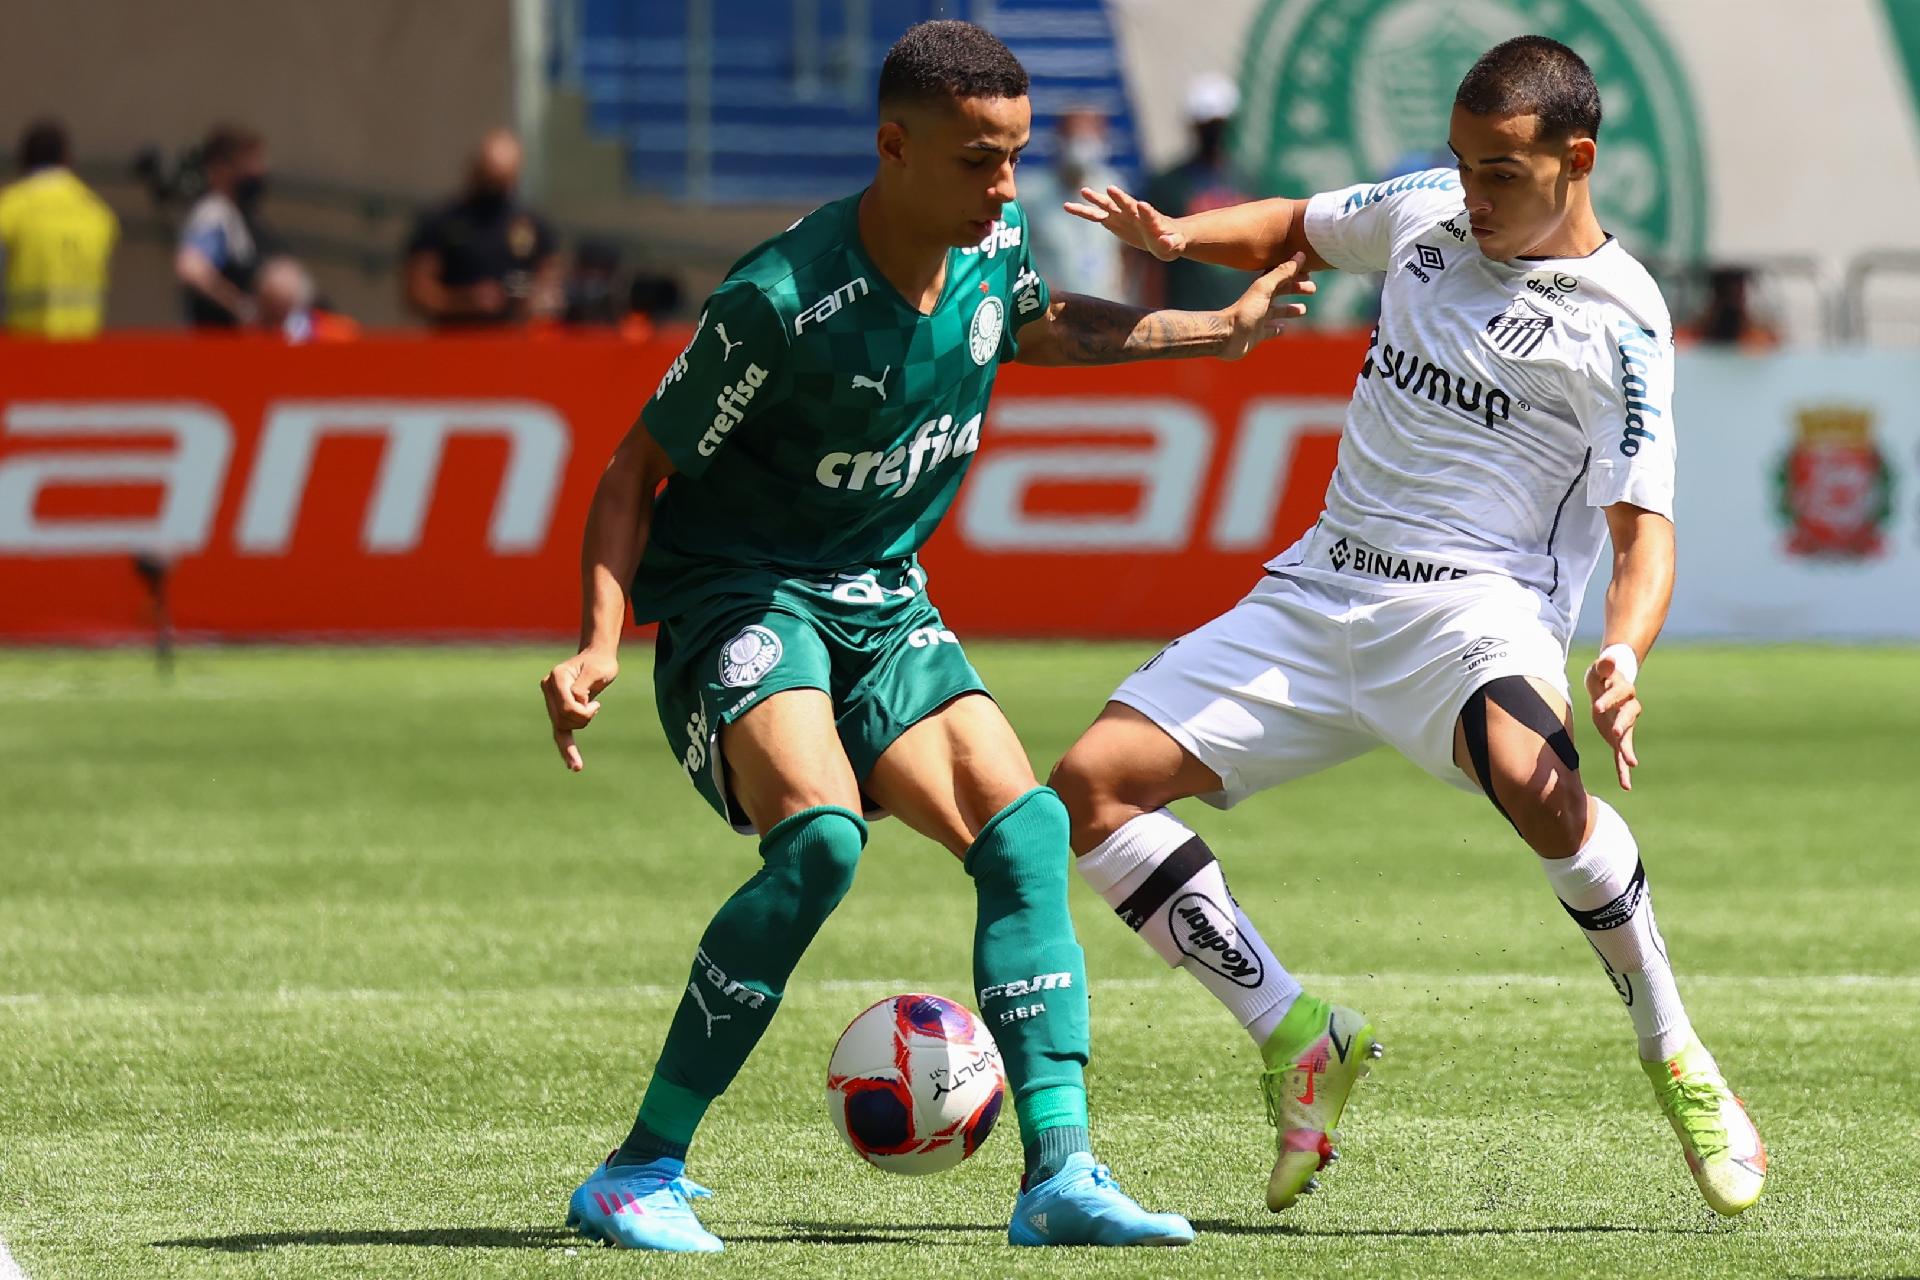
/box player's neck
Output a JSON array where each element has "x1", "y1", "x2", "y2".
[
  {"x1": 857, "y1": 187, "x2": 950, "y2": 315},
  {"x1": 1511, "y1": 199, "x2": 1606, "y2": 262}
]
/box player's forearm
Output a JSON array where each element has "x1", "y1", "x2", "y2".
[
  {"x1": 1015, "y1": 293, "x2": 1231, "y2": 366},
  {"x1": 576, "y1": 462, "x2": 654, "y2": 653},
  {"x1": 1600, "y1": 512, "x2": 1675, "y2": 662},
  {"x1": 1173, "y1": 197, "x2": 1303, "y2": 271}
]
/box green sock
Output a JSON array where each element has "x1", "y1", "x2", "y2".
[
  {"x1": 611, "y1": 1078, "x2": 705, "y2": 1166},
  {"x1": 963, "y1": 788, "x2": 1092, "y2": 1178},
  {"x1": 1024, "y1": 1122, "x2": 1091, "y2": 1187},
  {"x1": 612, "y1": 806, "x2": 866, "y2": 1167},
  {"x1": 1261, "y1": 993, "x2": 1332, "y2": 1069}
]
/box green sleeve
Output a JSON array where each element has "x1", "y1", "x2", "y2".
[
  {"x1": 1000, "y1": 205, "x2": 1053, "y2": 362},
  {"x1": 641, "y1": 280, "x2": 789, "y2": 477}
]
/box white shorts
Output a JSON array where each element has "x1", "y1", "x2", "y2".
[{"x1": 1110, "y1": 570, "x2": 1573, "y2": 807}]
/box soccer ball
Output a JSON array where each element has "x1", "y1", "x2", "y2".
[{"x1": 825, "y1": 993, "x2": 1005, "y2": 1175}]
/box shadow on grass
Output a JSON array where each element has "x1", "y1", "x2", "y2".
[
  {"x1": 155, "y1": 1221, "x2": 1005, "y2": 1252},
  {"x1": 1192, "y1": 1219, "x2": 1693, "y2": 1239},
  {"x1": 726, "y1": 1220, "x2": 1003, "y2": 1246},
  {"x1": 153, "y1": 1227, "x2": 576, "y2": 1252}
]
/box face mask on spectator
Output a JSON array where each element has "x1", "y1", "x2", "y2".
[
  {"x1": 233, "y1": 174, "x2": 267, "y2": 211},
  {"x1": 469, "y1": 183, "x2": 513, "y2": 215},
  {"x1": 1061, "y1": 135, "x2": 1109, "y2": 174}
]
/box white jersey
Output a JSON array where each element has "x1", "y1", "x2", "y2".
[{"x1": 1271, "y1": 167, "x2": 1676, "y2": 636}]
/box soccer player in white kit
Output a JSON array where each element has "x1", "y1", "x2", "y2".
[{"x1": 1050, "y1": 36, "x2": 1767, "y2": 1218}]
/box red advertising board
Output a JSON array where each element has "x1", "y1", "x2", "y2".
[{"x1": 0, "y1": 332, "x2": 1365, "y2": 640}]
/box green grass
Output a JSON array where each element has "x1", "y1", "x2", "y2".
[{"x1": 2, "y1": 643, "x2": 1917, "y2": 1279}]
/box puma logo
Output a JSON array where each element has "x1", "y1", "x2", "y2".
[
  {"x1": 852, "y1": 366, "x2": 889, "y2": 400},
  {"x1": 687, "y1": 981, "x2": 731, "y2": 1037},
  {"x1": 714, "y1": 323, "x2": 743, "y2": 362}
]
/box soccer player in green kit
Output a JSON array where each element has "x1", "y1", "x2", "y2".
[{"x1": 538, "y1": 21, "x2": 1310, "y2": 1252}]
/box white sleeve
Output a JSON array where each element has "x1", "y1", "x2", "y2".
[
  {"x1": 1301, "y1": 168, "x2": 1463, "y2": 274},
  {"x1": 1571, "y1": 314, "x2": 1677, "y2": 519}
]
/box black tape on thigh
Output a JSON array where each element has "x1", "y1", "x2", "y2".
[
  {"x1": 1461, "y1": 675, "x2": 1580, "y2": 827},
  {"x1": 1112, "y1": 836, "x2": 1215, "y2": 931},
  {"x1": 1484, "y1": 676, "x2": 1580, "y2": 772}
]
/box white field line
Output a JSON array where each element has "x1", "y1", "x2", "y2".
[
  {"x1": 0, "y1": 1235, "x2": 28, "y2": 1280},
  {"x1": 2, "y1": 972, "x2": 1917, "y2": 1008}
]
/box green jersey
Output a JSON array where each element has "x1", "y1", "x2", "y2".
[{"x1": 632, "y1": 192, "x2": 1051, "y2": 624}]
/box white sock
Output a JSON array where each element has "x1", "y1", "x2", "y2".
[
  {"x1": 1539, "y1": 798, "x2": 1692, "y2": 1061},
  {"x1": 1076, "y1": 809, "x2": 1300, "y2": 1047}
]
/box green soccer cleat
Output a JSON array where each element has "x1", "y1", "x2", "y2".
[
  {"x1": 1643, "y1": 1037, "x2": 1767, "y2": 1216},
  {"x1": 1259, "y1": 997, "x2": 1382, "y2": 1211}
]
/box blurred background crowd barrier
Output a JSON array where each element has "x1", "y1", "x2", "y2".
[{"x1": 3, "y1": 0, "x2": 1918, "y2": 641}]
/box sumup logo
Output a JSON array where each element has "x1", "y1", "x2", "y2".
[{"x1": 1235, "y1": 0, "x2": 1705, "y2": 323}]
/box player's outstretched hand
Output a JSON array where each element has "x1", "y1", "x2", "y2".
[
  {"x1": 1066, "y1": 184, "x2": 1186, "y2": 260},
  {"x1": 1218, "y1": 253, "x2": 1315, "y2": 360},
  {"x1": 541, "y1": 648, "x2": 619, "y2": 772},
  {"x1": 1584, "y1": 652, "x2": 1642, "y2": 790}
]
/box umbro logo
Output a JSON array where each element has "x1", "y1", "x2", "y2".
[
  {"x1": 1403, "y1": 244, "x2": 1445, "y2": 283},
  {"x1": 1462, "y1": 635, "x2": 1510, "y2": 671},
  {"x1": 1486, "y1": 297, "x2": 1555, "y2": 357}
]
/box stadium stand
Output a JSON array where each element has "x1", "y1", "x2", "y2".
[{"x1": 559, "y1": 0, "x2": 1142, "y2": 203}]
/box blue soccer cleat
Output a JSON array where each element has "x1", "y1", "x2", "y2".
[
  {"x1": 1007, "y1": 1153, "x2": 1195, "y2": 1247},
  {"x1": 565, "y1": 1154, "x2": 723, "y2": 1252}
]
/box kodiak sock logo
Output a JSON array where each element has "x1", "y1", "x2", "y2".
[{"x1": 1170, "y1": 892, "x2": 1264, "y2": 987}]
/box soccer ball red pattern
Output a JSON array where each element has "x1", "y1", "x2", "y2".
[{"x1": 825, "y1": 993, "x2": 1005, "y2": 1175}]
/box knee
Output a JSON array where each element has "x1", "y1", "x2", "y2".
[
  {"x1": 1046, "y1": 748, "x2": 1130, "y2": 855},
  {"x1": 964, "y1": 786, "x2": 1070, "y2": 890},
  {"x1": 765, "y1": 805, "x2": 866, "y2": 909},
  {"x1": 1499, "y1": 772, "x2": 1590, "y2": 858}
]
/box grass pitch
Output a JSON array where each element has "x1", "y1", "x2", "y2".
[{"x1": 1, "y1": 643, "x2": 1917, "y2": 1279}]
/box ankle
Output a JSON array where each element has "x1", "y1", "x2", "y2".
[
  {"x1": 1260, "y1": 993, "x2": 1330, "y2": 1068},
  {"x1": 1024, "y1": 1125, "x2": 1091, "y2": 1186}
]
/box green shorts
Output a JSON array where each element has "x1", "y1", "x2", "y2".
[{"x1": 652, "y1": 561, "x2": 988, "y2": 834}]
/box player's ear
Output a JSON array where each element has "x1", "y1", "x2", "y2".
[
  {"x1": 1566, "y1": 136, "x2": 1597, "y2": 180},
  {"x1": 876, "y1": 118, "x2": 909, "y2": 170}
]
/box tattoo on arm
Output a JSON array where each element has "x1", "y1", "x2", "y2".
[{"x1": 1024, "y1": 293, "x2": 1230, "y2": 365}]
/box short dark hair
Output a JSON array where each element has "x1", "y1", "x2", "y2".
[
  {"x1": 17, "y1": 118, "x2": 68, "y2": 171},
  {"x1": 877, "y1": 20, "x2": 1028, "y2": 116},
  {"x1": 1455, "y1": 35, "x2": 1602, "y2": 141},
  {"x1": 201, "y1": 123, "x2": 264, "y2": 170}
]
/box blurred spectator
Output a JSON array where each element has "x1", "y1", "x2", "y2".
[
  {"x1": 1143, "y1": 73, "x2": 1259, "y2": 311},
  {"x1": 563, "y1": 238, "x2": 622, "y2": 326},
  {"x1": 1020, "y1": 107, "x2": 1130, "y2": 301},
  {"x1": 404, "y1": 129, "x2": 560, "y2": 327},
  {"x1": 619, "y1": 272, "x2": 684, "y2": 341},
  {"x1": 1683, "y1": 266, "x2": 1779, "y2": 349},
  {"x1": 0, "y1": 118, "x2": 118, "y2": 338},
  {"x1": 254, "y1": 255, "x2": 358, "y2": 343},
  {"x1": 176, "y1": 124, "x2": 270, "y2": 327}
]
